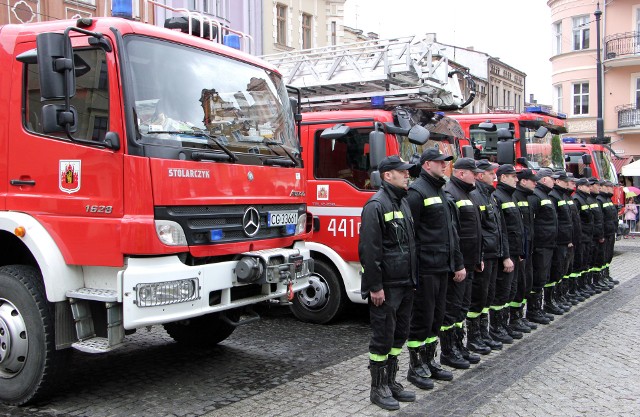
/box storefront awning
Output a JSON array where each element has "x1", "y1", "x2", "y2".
[
  {"x1": 613, "y1": 156, "x2": 634, "y2": 175},
  {"x1": 621, "y1": 158, "x2": 640, "y2": 176}
]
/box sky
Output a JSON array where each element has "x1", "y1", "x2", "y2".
[{"x1": 343, "y1": 0, "x2": 554, "y2": 104}]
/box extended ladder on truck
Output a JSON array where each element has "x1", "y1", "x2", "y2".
[{"x1": 262, "y1": 35, "x2": 475, "y2": 112}]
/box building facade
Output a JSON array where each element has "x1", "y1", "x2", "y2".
[{"x1": 549, "y1": 0, "x2": 640, "y2": 158}]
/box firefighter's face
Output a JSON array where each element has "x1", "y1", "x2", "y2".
[
  {"x1": 385, "y1": 169, "x2": 410, "y2": 190},
  {"x1": 519, "y1": 178, "x2": 536, "y2": 190},
  {"x1": 500, "y1": 173, "x2": 518, "y2": 187},
  {"x1": 477, "y1": 169, "x2": 496, "y2": 186},
  {"x1": 423, "y1": 160, "x2": 448, "y2": 178},
  {"x1": 455, "y1": 169, "x2": 476, "y2": 185}
]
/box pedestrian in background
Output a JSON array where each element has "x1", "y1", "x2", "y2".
[
  {"x1": 359, "y1": 155, "x2": 417, "y2": 411},
  {"x1": 623, "y1": 197, "x2": 637, "y2": 236}
]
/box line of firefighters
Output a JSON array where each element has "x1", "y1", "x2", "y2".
[{"x1": 358, "y1": 150, "x2": 619, "y2": 411}]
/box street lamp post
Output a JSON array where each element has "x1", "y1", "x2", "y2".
[{"x1": 595, "y1": 2, "x2": 604, "y2": 141}]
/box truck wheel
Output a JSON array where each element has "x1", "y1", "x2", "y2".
[
  {"x1": 0, "y1": 265, "x2": 64, "y2": 406},
  {"x1": 290, "y1": 259, "x2": 345, "y2": 324},
  {"x1": 163, "y1": 311, "x2": 238, "y2": 346}
]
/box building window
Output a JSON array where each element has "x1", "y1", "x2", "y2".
[
  {"x1": 635, "y1": 78, "x2": 640, "y2": 108},
  {"x1": 302, "y1": 13, "x2": 312, "y2": 49},
  {"x1": 331, "y1": 21, "x2": 337, "y2": 45},
  {"x1": 572, "y1": 15, "x2": 590, "y2": 50},
  {"x1": 276, "y1": 4, "x2": 287, "y2": 45},
  {"x1": 554, "y1": 85, "x2": 563, "y2": 112},
  {"x1": 573, "y1": 82, "x2": 589, "y2": 115},
  {"x1": 553, "y1": 21, "x2": 562, "y2": 55}
]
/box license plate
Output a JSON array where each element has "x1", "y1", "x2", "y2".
[{"x1": 267, "y1": 211, "x2": 298, "y2": 227}]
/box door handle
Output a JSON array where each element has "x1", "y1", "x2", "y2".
[{"x1": 10, "y1": 179, "x2": 36, "y2": 186}]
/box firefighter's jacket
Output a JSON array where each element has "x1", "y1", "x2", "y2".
[
  {"x1": 407, "y1": 170, "x2": 464, "y2": 275},
  {"x1": 359, "y1": 181, "x2": 417, "y2": 299}
]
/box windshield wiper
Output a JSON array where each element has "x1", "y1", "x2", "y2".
[
  {"x1": 146, "y1": 130, "x2": 237, "y2": 162},
  {"x1": 264, "y1": 141, "x2": 298, "y2": 167}
]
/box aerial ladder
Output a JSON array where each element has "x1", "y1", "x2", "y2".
[{"x1": 261, "y1": 35, "x2": 476, "y2": 113}]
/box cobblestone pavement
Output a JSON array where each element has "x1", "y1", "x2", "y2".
[{"x1": 3, "y1": 239, "x2": 640, "y2": 417}]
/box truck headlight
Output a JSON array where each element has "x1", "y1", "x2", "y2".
[
  {"x1": 135, "y1": 278, "x2": 199, "y2": 307},
  {"x1": 295, "y1": 213, "x2": 307, "y2": 235},
  {"x1": 155, "y1": 220, "x2": 188, "y2": 246}
]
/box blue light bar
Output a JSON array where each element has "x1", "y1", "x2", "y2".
[
  {"x1": 223, "y1": 34, "x2": 241, "y2": 50},
  {"x1": 524, "y1": 106, "x2": 567, "y2": 120},
  {"x1": 210, "y1": 229, "x2": 224, "y2": 241},
  {"x1": 112, "y1": 0, "x2": 133, "y2": 19},
  {"x1": 562, "y1": 137, "x2": 577, "y2": 143},
  {"x1": 371, "y1": 96, "x2": 385, "y2": 109},
  {"x1": 284, "y1": 224, "x2": 296, "y2": 235}
]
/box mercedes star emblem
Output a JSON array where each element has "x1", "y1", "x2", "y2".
[
  {"x1": 247, "y1": 171, "x2": 254, "y2": 181},
  {"x1": 242, "y1": 207, "x2": 260, "y2": 237}
]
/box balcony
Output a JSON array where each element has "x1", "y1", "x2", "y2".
[
  {"x1": 616, "y1": 104, "x2": 640, "y2": 134},
  {"x1": 604, "y1": 32, "x2": 640, "y2": 67}
]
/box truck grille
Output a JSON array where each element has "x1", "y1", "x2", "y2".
[{"x1": 155, "y1": 204, "x2": 306, "y2": 245}]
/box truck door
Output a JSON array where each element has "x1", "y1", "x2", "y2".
[
  {"x1": 6, "y1": 39, "x2": 124, "y2": 266},
  {"x1": 307, "y1": 123, "x2": 375, "y2": 262}
]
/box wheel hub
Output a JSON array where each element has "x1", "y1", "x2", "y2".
[
  {"x1": 296, "y1": 274, "x2": 330, "y2": 310},
  {"x1": 0, "y1": 299, "x2": 28, "y2": 379}
]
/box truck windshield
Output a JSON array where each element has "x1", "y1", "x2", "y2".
[
  {"x1": 593, "y1": 150, "x2": 618, "y2": 184},
  {"x1": 125, "y1": 36, "x2": 298, "y2": 164},
  {"x1": 521, "y1": 124, "x2": 564, "y2": 170},
  {"x1": 399, "y1": 135, "x2": 459, "y2": 178}
]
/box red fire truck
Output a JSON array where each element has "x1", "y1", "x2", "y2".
[
  {"x1": 263, "y1": 36, "x2": 474, "y2": 323},
  {"x1": 563, "y1": 140, "x2": 624, "y2": 206},
  {"x1": 450, "y1": 107, "x2": 569, "y2": 170},
  {"x1": 0, "y1": 4, "x2": 313, "y2": 405}
]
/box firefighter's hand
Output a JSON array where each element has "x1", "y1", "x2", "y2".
[
  {"x1": 475, "y1": 261, "x2": 484, "y2": 272},
  {"x1": 599, "y1": 238, "x2": 605, "y2": 243},
  {"x1": 503, "y1": 258, "x2": 514, "y2": 273},
  {"x1": 568, "y1": 243, "x2": 574, "y2": 248},
  {"x1": 453, "y1": 268, "x2": 466, "y2": 282},
  {"x1": 370, "y1": 289, "x2": 385, "y2": 307}
]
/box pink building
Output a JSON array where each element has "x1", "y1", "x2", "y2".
[{"x1": 549, "y1": 0, "x2": 640, "y2": 159}]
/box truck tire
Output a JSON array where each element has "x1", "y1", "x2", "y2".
[
  {"x1": 163, "y1": 311, "x2": 238, "y2": 346},
  {"x1": 0, "y1": 265, "x2": 65, "y2": 406},
  {"x1": 290, "y1": 259, "x2": 345, "y2": 324}
]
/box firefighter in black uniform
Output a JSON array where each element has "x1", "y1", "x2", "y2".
[
  {"x1": 573, "y1": 178, "x2": 596, "y2": 298},
  {"x1": 467, "y1": 160, "x2": 504, "y2": 354},
  {"x1": 442, "y1": 158, "x2": 483, "y2": 369},
  {"x1": 490, "y1": 164, "x2": 523, "y2": 343},
  {"x1": 547, "y1": 171, "x2": 574, "y2": 314},
  {"x1": 359, "y1": 155, "x2": 417, "y2": 410},
  {"x1": 599, "y1": 181, "x2": 620, "y2": 287},
  {"x1": 588, "y1": 178, "x2": 607, "y2": 293},
  {"x1": 527, "y1": 168, "x2": 559, "y2": 323},
  {"x1": 564, "y1": 174, "x2": 585, "y2": 304},
  {"x1": 406, "y1": 148, "x2": 463, "y2": 385},
  {"x1": 595, "y1": 180, "x2": 616, "y2": 290},
  {"x1": 512, "y1": 169, "x2": 539, "y2": 330}
]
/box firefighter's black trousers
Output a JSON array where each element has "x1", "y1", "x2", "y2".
[{"x1": 368, "y1": 285, "x2": 414, "y2": 356}]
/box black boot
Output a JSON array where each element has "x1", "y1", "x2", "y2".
[
  {"x1": 387, "y1": 355, "x2": 416, "y2": 402},
  {"x1": 456, "y1": 325, "x2": 481, "y2": 364},
  {"x1": 466, "y1": 317, "x2": 491, "y2": 355},
  {"x1": 406, "y1": 347, "x2": 434, "y2": 390},
  {"x1": 509, "y1": 307, "x2": 531, "y2": 333},
  {"x1": 502, "y1": 308, "x2": 523, "y2": 339},
  {"x1": 520, "y1": 304, "x2": 538, "y2": 330},
  {"x1": 569, "y1": 278, "x2": 586, "y2": 302},
  {"x1": 440, "y1": 328, "x2": 471, "y2": 369},
  {"x1": 565, "y1": 279, "x2": 582, "y2": 304},
  {"x1": 490, "y1": 309, "x2": 513, "y2": 344},
  {"x1": 595, "y1": 271, "x2": 613, "y2": 290},
  {"x1": 422, "y1": 342, "x2": 453, "y2": 381},
  {"x1": 543, "y1": 286, "x2": 565, "y2": 315},
  {"x1": 605, "y1": 267, "x2": 619, "y2": 285},
  {"x1": 479, "y1": 313, "x2": 503, "y2": 350},
  {"x1": 557, "y1": 280, "x2": 575, "y2": 307},
  {"x1": 526, "y1": 293, "x2": 551, "y2": 325},
  {"x1": 580, "y1": 274, "x2": 595, "y2": 296},
  {"x1": 553, "y1": 285, "x2": 571, "y2": 312},
  {"x1": 369, "y1": 360, "x2": 399, "y2": 410},
  {"x1": 586, "y1": 272, "x2": 602, "y2": 294}
]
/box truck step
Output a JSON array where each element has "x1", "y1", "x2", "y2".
[
  {"x1": 71, "y1": 337, "x2": 121, "y2": 354},
  {"x1": 66, "y1": 288, "x2": 118, "y2": 302}
]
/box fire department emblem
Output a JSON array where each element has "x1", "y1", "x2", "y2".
[{"x1": 59, "y1": 160, "x2": 81, "y2": 194}]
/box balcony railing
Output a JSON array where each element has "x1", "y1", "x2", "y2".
[
  {"x1": 616, "y1": 103, "x2": 640, "y2": 128},
  {"x1": 605, "y1": 32, "x2": 640, "y2": 59}
]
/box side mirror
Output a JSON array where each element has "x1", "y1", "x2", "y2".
[
  {"x1": 369, "y1": 130, "x2": 386, "y2": 169},
  {"x1": 497, "y1": 128, "x2": 513, "y2": 141},
  {"x1": 534, "y1": 126, "x2": 549, "y2": 139},
  {"x1": 408, "y1": 153, "x2": 422, "y2": 178},
  {"x1": 497, "y1": 141, "x2": 515, "y2": 165},
  {"x1": 36, "y1": 32, "x2": 75, "y2": 100},
  {"x1": 407, "y1": 124, "x2": 430, "y2": 145},
  {"x1": 41, "y1": 104, "x2": 77, "y2": 134},
  {"x1": 478, "y1": 120, "x2": 496, "y2": 131},
  {"x1": 584, "y1": 167, "x2": 593, "y2": 178},
  {"x1": 582, "y1": 153, "x2": 593, "y2": 165},
  {"x1": 289, "y1": 97, "x2": 302, "y2": 122},
  {"x1": 370, "y1": 171, "x2": 382, "y2": 189},
  {"x1": 461, "y1": 145, "x2": 474, "y2": 159},
  {"x1": 516, "y1": 157, "x2": 529, "y2": 167},
  {"x1": 320, "y1": 123, "x2": 351, "y2": 140}
]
